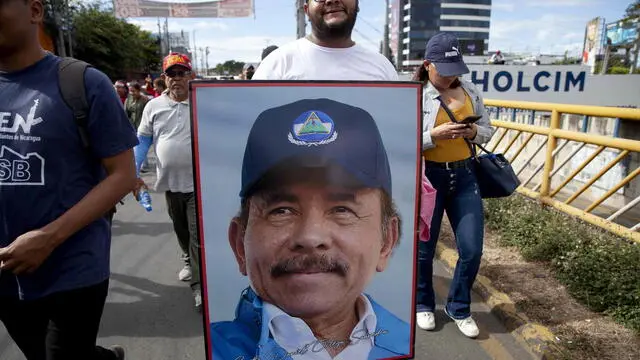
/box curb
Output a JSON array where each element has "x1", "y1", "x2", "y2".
[{"x1": 435, "y1": 242, "x2": 560, "y2": 359}]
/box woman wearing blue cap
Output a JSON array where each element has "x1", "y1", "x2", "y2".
[{"x1": 413, "y1": 32, "x2": 496, "y2": 338}]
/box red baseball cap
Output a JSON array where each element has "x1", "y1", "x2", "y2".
[{"x1": 162, "y1": 52, "x2": 192, "y2": 72}]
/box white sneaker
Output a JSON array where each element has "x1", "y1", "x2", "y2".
[
  {"x1": 416, "y1": 311, "x2": 436, "y2": 331},
  {"x1": 445, "y1": 308, "x2": 479, "y2": 338},
  {"x1": 194, "y1": 289, "x2": 202, "y2": 309},
  {"x1": 178, "y1": 265, "x2": 192, "y2": 282}
]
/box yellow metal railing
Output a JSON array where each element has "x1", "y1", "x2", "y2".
[{"x1": 483, "y1": 99, "x2": 640, "y2": 243}]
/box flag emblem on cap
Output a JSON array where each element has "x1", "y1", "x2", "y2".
[{"x1": 288, "y1": 110, "x2": 338, "y2": 146}]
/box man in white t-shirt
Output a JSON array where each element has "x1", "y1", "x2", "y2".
[
  {"x1": 252, "y1": 0, "x2": 397, "y2": 81},
  {"x1": 216, "y1": 1, "x2": 410, "y2": 359}
]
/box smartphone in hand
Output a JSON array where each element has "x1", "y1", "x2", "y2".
[{"x1": 461, "y1": 115, "x2": 482, "y2": 125}]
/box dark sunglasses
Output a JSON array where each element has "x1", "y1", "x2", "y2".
[{"x1": 165, "y1": 70, "x2": 192, "y2": 78}]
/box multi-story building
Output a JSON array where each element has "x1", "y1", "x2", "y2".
[{"x1": 389, "y1": 0, "x2": 492, "y2": 70}]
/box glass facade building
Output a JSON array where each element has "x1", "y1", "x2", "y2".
[{"x1": 389, "y1": 0, "x2": 492, "y2": 69}]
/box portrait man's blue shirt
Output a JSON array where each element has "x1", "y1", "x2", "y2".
[{"x1": 209, "y1": 287, "x2": 411, "y2": 360}]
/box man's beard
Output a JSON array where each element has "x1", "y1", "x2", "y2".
[{"x1": 311, "y1": 8, "x2": 358, "y2": 41}]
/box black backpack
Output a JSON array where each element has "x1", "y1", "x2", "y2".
[
  {"x1": 57, "y1": 57, "x2": 120, "y2": 221},
  {"x1": 58, "y1": 57, "x2": 92, "y2": 149}
]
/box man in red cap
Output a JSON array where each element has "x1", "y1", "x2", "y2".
[{"x1": 133, "y1": 53, "x2": 203, "y2": 310}]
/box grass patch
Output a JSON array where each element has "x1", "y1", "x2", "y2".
[{"x1": 484, "y1": 195, "x2": 640, "y2": 334}]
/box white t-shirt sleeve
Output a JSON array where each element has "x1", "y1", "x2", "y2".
[
  {"x1": 253, "y1": 53, "x2": 284, "y2": 80},
  {"x1": 381, "y1": 58, "x2": 399, "y2": 81},
  {"x1": 385, "y1": 65, "x2": 399, "y2": 81}
]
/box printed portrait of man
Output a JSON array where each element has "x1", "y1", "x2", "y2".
[{"x1": 209, "y1": 98, "x2": 411, "y2": 360}]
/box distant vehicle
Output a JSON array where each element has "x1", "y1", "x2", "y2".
[
  {"x1": 203, "y1": 75, "x2": 236, "y2": 80},
  {"x1": 511, "y1": 56, "x2": 541, "y2": 66}
]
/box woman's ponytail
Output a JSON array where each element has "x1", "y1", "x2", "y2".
[{"x1": 412, "y1": 65, "x2": 429, "y2": 83}]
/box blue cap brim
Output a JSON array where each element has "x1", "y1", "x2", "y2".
[
  {"x1": 240, "y1": 156, "x2": 376, "y2": 199},
  {"x1": 433, "y1": 61, "x2": 469, "y2": 77}
]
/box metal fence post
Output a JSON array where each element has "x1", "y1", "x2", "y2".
[{"x1": 540, "y1": 109, "x2": 560, "y2": 197}]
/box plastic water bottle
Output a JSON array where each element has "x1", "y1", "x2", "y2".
[{"x1": 139, "y1": 189, "x2": 152, "y2": 212}]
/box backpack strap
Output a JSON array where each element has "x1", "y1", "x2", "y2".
[
  {"x1": 57, "y1": 58, "x2": 124, "y2": 215},
  {"x1": 58, "y1": 57, "x2": 91, "y2": 149}
]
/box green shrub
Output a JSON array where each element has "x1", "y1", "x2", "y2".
[
  {"x1": 484, "y1": 195, "x2": 640, "y2": 333},
  {"x1": 608, "y1": 66, "x2": 629, "y2": 74}
]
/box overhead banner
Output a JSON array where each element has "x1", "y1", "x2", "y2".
[
  {"x1": 113, "y1": 0, "x2": 254, "y2": 18},
  {"x1": 190, "y1": 80, "x2": 422, "y2": 360}
]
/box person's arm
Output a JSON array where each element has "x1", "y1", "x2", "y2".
[
  {"x1": 52, "y1": 67, "x2": 139, "y2": 235},
  {"x1": 422, "y1": 128, "x2": 436, "y2": 150},
  {"x1": 382, "y1": 57, "x2": 399, "y2": 81},
  {"x1": 423, "y1": 94, "x2": 471, "y2": 148},
  {"x1": 0, "y1": 67, "x2": 139, "y2": 274},
  {"x1": 467, "y1": 85, "x2": 496, "y2": 145},
  {"x1": 45, "y1": 150, "x2": 136, "y2": 243},
  {"x1": 422, "y1": 91, "x2": 437, "y2": 150},
  {"x1": 0, "y1": 150, "x2": 136, "y2": 274},
  {"x1": 134, "y1": 101, "x2": 155, "y2": 175},
  {"x1": 134, "y1": 135, "x2": 152, "y2": 176}
]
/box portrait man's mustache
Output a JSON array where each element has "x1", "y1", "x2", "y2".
[{"x1": 271, "y1": 254, "x2": 350, "y2": 278}]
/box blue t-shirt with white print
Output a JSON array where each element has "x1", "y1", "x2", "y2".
[{"x1": 0, "y1": 53, "x2": 138, "y2": 300}]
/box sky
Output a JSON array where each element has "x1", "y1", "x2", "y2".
[{"x1": 119, "y1": 0, "x2": 633, "y2": 67}]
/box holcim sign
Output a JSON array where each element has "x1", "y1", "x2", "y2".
[
  {"x1": 463, "y1": 66, "x2": 640, "y2": 108},
  {"x1": 401, "y1": 65, "x2": 640, "y2": 108}
]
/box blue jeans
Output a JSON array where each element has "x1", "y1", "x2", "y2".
[{"x1": 416, "y1": 160, "x2": 485, "y2": 319}]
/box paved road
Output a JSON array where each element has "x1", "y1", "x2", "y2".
[{"x1": 0, "y1": 184, "x2": 535, "y2": 360}]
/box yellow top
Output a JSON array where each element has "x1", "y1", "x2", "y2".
[{"x1": 423, "y1": 92, "x2": 474, "y2": 163}]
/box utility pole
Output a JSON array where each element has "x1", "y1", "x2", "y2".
[
  {"x1": 200, "y1": 47, "x2": 205, "y2": 73},
  {"x1": 65, "y1": 0, "x2": 73, "y2": 57},
  {"x1": 164, "y1": 18, "x2": 169, "y2": 53},
  {"x1": 54, "y1": 5, "x2": 66, "y2": 57},
  {"x1": 205, "y1": 47, "x2": 210, "y2": 76},
  {"x1": 296, "y1": 0, "x2": 306, "y2": 39},
  {"x1": 382, "y1": 0, "x2": 390, "y2": 58},
  {"x1": 193, "y1": 31, "x2": 198, "y2": 73},
  {"x1": 600, "y1": 38, "x2": 611, "y2": 75},
  {"x1": 157, "y1": 18, "x2": 164, "y2": 56}
]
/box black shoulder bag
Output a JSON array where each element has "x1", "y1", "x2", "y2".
[{"x1": 437, "y1": 97, "x2": 521, "y2": 198}]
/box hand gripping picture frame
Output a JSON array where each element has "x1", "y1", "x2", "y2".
[{"x1": 189, "y1": 80, "x2": 423, "y2": 360}]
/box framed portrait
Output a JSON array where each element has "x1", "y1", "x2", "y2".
[{"x1": 190, "y1": 81, "x2": 423, "y2": 360}]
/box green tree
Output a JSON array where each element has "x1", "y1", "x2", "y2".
[
  {"x1": 625, "y1": 0, "x2": 639, "y2": 20},
  {"x1": 42, "y1": 0, "x2": 75, "y2": 55},
  {"x1": 71, "y1": 5, "x2": 160, "y2": 79},
  {"x1": 42, "y1": 0, "x2": 160, "y2": 80},
  {"x1": 214, "y1": 60, "x2": 245, "y2": 75}
]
